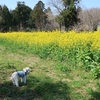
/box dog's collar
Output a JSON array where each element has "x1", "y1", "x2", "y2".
[{"x1": 17, "y1": 71, "x2": 26, "y2": 77}]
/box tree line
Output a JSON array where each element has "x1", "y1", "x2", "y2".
[
  {"x1": 0, "y1": 0, "x2": 100, "y2": 32},
  {"x1": 0, "y1": 0, "x2": 81, "y2": 32},
  {"x1": 49, "y1": 0, "x2": 100, "y2": 32},
  {"x1": 0, "y1": 1, "x2": 45, "y2": 32}
]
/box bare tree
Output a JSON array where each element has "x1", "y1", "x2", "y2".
[
  {"x1": 48, "y1": 0, "x2": 80, "y2": 31},
  {"x1": 45, "y1": 7, "x2": 59, "y2": 30},
  {"x1": 48, "y1": 0, "x2": 63, "y2": 14},
  {"x1": 74, "y1": 8, "x2": 100, "y2": 31}
]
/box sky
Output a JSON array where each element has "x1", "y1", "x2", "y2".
[
  {"x1": 0, "y1": 0, "x2": 100, "y2": 10},
  {"x1": 0, "y1": 0, "x2": 49, "y2": 10},
  {"x1": 80, "y1": 0, "x2": 100, "y2": 9}
]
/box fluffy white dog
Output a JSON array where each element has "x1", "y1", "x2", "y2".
[{"x1": 10, "y1": 67, "x2": 30, "y2": 87}]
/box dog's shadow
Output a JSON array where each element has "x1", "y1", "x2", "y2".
[{"x1": 0, "y1": 75, "x2": 71, "y2": 100}]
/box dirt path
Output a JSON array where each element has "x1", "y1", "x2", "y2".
[{"x1": 0, "y1": 45, "x2": 41, "y2": 67}]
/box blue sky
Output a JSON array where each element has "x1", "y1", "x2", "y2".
[
  {"x1": 0, "y1": 0, "x2": 49, "y2": 10},
  {"x1": 80, "y1": 0, "x2": 100, "y2": 9},
  {"x1": 0, "y1": 0, "x2": 100, "y2": 10}
]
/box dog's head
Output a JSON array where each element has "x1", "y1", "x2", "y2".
[{"x1": 23, "y1": 67, "x2": 30, "y2": 74}]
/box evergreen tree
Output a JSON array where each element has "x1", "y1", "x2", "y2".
[
  {"x1": 0, "y1": 5, "x2": 11, "y2": 32},
  {"x1": 31, "y1": 1, "x2": 47, "y2": 31},
  {"x1": 14, "y1": 2, "x2": 32, "y2": 31},
  {"x1": 58, "y1": 0, "x2": 80, "y2": 31},
  {"x1": 0, "y1": 5, "x2": 3, "y2": 31}
]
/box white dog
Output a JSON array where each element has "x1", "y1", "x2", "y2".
[{"x1": 10, "y1": 67, "x2": 30, "y2": 87}]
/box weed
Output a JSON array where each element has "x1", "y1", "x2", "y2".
[{"x1": 0, "y1": 31, "x2": 100, "y2": 99}]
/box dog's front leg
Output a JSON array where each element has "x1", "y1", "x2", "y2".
[
  {"x1": 20, "y1": 78, "x2": 23, "y2": 83},
  {"x1": 23, "y1": 76, "x2": 26, "y2": 84}
]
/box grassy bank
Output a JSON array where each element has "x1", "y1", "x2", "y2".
[
  {"x1": 0, "y1": 31, "x2": 100, "y2": 78},
  {"x1": 0, "y1": 31, "x2": 100, "y2": 99},
  {"x1": 0, "y1": 44, "x2": 100, "y2": 100}
]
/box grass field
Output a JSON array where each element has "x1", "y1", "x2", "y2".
[{"x1": 0, "y1": 31, "x2": 100, "y2": 100}]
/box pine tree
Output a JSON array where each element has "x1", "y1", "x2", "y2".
[
  {"x1": 31, "y1": 1, "x2": 47, "y2": 31},
  {"x1": 58, "y1": 0, "x2": 80, "y2": 31}
]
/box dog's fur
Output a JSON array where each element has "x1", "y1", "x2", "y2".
[{"x1": 10, "y1": 67, "x2": 30, "y2": 87}]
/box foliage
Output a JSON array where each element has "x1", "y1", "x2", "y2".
[
  {"x1": 31, "y1": 1, "x2": 47, "y2": 31},
  {"x1": 12, "y1": 2, "x2": 32, "y2": 31},
  {"x1": 1, "y1": 31, "x2": 100, "y2": 99},
  {"x1": 0, "y1": 1, "x2": 50, "y2": 32},
  {"x1": 56, "y1": 0, "x2": 80, "y2": 31},
  {"x1": 0, "y1": 0, "x2": 81, "y2": 32},
  {"x1": 0, "y1": 31, "x2": 100, "y2": 78},
  {"x1": 0, "y1": 5, "x2": 11, "y2": 32}
]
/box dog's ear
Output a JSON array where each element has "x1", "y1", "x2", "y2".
[
  {"x1": 23, "y1": 67, "x2": 30, "y2": 72},
  {"x1": 23, "y1": 68, "x2": 26, "y2": 72}
]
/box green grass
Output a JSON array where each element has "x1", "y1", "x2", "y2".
[{"x1": 0, "y1": 45, "x2": 100, "y2": 100}]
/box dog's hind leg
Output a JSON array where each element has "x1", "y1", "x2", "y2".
[{"x1": 12, "y1": 78, "x2": 16, "y2": 86}]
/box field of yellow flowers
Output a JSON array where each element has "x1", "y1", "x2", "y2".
[
  {"x1": 0, "y1": 30, "x2": 100, "y2": 78},
  {"x1": 0, "y1": 31, "x2": 100, "y2": 58}
]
